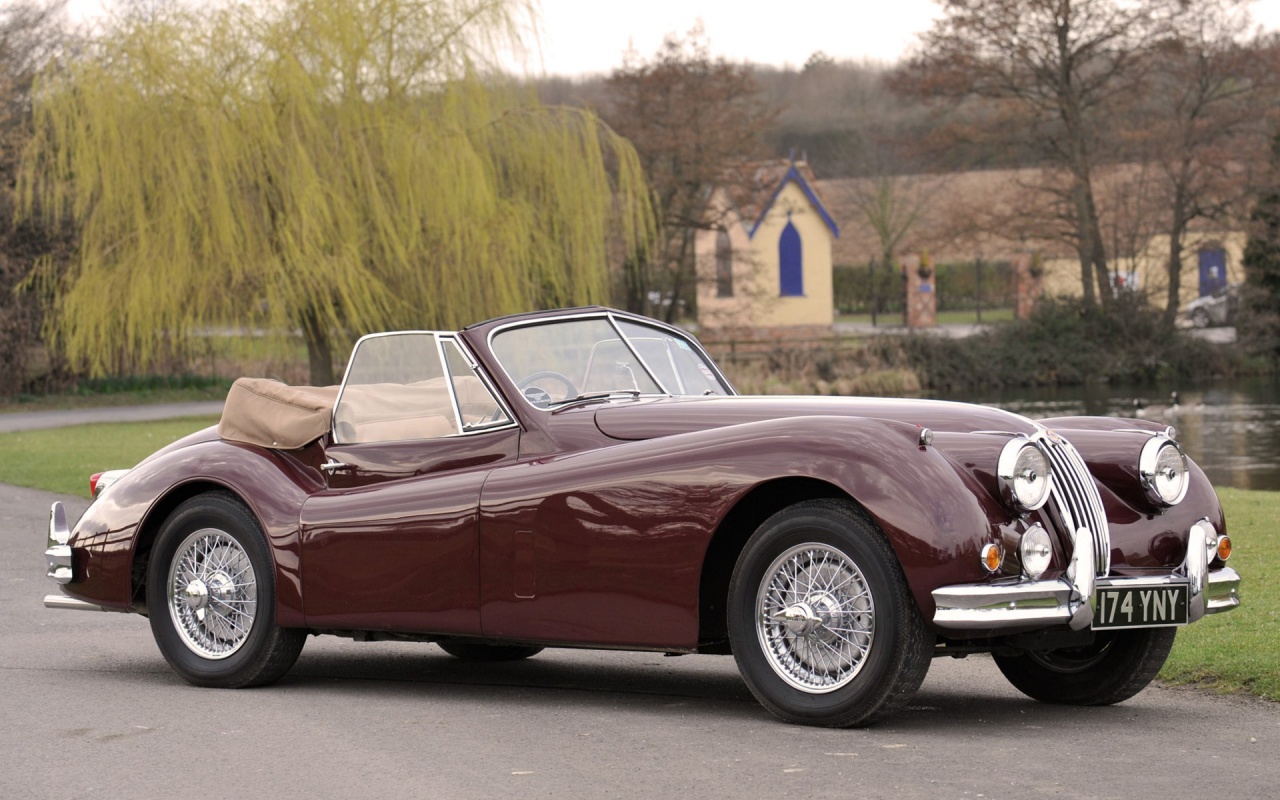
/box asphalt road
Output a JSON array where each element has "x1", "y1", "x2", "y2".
[
  {"x1": 0, "y1": 402, "x2": 225, "y2": 433},
  {"x1": 4, "y1": 483, "x2": 1277, "y2": 800}
]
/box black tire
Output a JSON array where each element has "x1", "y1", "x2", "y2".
[
  {"x1": 992, "y1": 628, "x2": 1176, "y2": 706},
  {"x1": 147, "y1": 492, "x2": 306, "y2": 688},
  {"x1": 727, "y1": 499, "x2": 933, "y2": 727},
  {"x1": 436, "y1": 640, "x2": 544, "y2": 661}
]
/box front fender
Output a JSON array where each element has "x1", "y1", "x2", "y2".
[{"x1": 480, "y1": 414, "x2": 1005, "y2": 646}]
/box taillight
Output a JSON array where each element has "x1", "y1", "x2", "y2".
[{"x1": 89, "y1": 472, "x2": 103, "y2": 497}]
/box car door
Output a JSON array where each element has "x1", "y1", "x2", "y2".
[{"x1": 299, "y1": 332, "x2": 520, "y2": 636}]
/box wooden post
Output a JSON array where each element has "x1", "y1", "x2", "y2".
[{"x1": 1014, "y1": 251, "x2": 1043, "y2": 320}]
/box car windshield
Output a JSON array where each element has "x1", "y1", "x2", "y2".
[{"x1": 490, "y1": 315, "x2": 731, "y2": 408}]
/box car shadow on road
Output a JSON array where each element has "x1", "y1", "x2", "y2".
[{"x1": 85, "y1": 643, "x2": 1199, "y2": 732}]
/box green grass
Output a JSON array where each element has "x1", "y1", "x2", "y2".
[
  {"x1": 1160, "y1": 487, "x2": 1278, "y2": 700},
  {"x1": 0, "y1": 416, "x2": 220, "y2": 497},
  {"x1": 837, "y1": 307, "x2": 1015, "y2": 326},
  {"x1": 0, "y1": 417, "x2": 1271, "y2": 701}
]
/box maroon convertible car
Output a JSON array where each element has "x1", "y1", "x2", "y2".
[{"x1": 43, "y1": 307, "x2": 1241, "y2": 726}]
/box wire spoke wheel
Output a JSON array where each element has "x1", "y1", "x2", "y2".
[
  {"x1": 167, "y1": 527, "x2": 258, "y2": 659},
  {"x1": 728, "y1": 500, "x2": 931, "y2": 727},
  {"x1": 149, "y1": 493, "x2": 305, "y2": 688},
  {"x1": 756, "y1": 543, "x2": 875, "y2": 693}
]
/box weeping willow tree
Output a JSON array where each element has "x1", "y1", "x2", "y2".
[{"x1": 20, "y1": 0, "x2": 653, "y2": 385}]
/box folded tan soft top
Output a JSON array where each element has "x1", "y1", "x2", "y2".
[{"x1": 218, "y1": 377, "x2": 339, "y2": 450}]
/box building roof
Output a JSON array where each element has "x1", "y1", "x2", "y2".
[{"x1": 723, "y1": 159, "x2": 840, "y2": 240}]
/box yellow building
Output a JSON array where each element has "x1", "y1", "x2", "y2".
[
  {"x1": 1041, "y1": 231, "x2": 1245, "y2": 311},
  {"x1": 696, "y1": 160, "x2": 839, "y2": 333}
]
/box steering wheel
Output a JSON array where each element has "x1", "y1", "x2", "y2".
[{"x1": 516, "y1": 371, "x2": 578, "y2": 406}]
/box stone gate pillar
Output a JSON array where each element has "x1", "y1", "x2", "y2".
[
  {"x1": 1014, "y1": 251, "x2": 1043, "y2": 320},
  {"x1": 902, "y1": 252, "x2": 937, "y2": 328}
]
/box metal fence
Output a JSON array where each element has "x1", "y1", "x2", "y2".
[{"x1": 834, "y1": 259, "x2": 1015, "y2": 320}]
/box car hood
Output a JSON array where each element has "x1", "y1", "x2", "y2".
[{"x1": 593, "y1": 395, "x2": 1038, "y2": 441}]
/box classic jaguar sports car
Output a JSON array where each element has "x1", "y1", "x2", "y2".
[{"x1": 43, "y1": 307, "x2": 1240, "y2": 727}]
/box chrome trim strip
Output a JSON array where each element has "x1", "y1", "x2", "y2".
[
  {"x1": 436, "y1": 336, "x2": 466, "y2": 436},
  {"x1": 602, "y1": 313, "x2": 671, "y2": 395},
  {"x1": 932, "y1": 567, "x2": 1240, "y2": 631},
  {"x1": 46, "y1": 502, "x2": 72, "y2": 585},
  {"x1": 451, "y1": 336, "x2": 521, "y2": 431},
  {"x1": 44, "y1": 595, "x2": 107, "y2": 612}
]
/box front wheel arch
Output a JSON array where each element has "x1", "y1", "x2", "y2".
[{"x1": 697, "y1": 478, "x2": 852, "y2": 649}]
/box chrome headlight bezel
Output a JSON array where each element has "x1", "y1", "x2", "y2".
[
  {"x1": 1139, "y1": 434, "x2": 1189, "y2": 507},
  {"x1": 997, "y1": 437, "x2": 1053, "y2": 513}
]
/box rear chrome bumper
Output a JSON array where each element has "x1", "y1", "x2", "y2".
[
  {"x1": 43, "y1": 595, "x2": 108, "y2": 611},
  {"x1": 43, "y1": 501, "x2": 111, "y2": 612},
  {"x1": 933, "y1": 523, "x2": 1241, "y2": 632},
  {"x1": 45, "y1": 502, "x2": 72, "y2": 584}
]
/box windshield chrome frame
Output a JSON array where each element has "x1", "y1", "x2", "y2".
[{"x1": 485, "y1": 309, "x2": 735, "y2": 411}]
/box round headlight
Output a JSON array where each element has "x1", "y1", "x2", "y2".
[
  {"x1": 1019, "y1": 524, "x2": 1053, "y2": 579},
  {"x1": 1139, "y1": 436, "x2": 1189, "y2": 507},
  {"x1": 998, "y1": 438, "x2": 1052, "y2": 512}
]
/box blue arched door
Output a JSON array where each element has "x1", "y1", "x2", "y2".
[{"x1": 779, "y1": 220, "x2": 803, "y2": 296}]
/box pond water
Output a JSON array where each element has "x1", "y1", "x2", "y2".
[{"x1": 941, "y1": 377, "x2": 1280, "y2": 492}]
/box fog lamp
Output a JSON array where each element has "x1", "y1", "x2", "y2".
[{"x1": 1019, "y1": 524, "x2": 1053, "y2": 579}]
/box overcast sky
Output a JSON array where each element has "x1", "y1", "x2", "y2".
[{"x1": 68, "y1": 0, "x2": 1280, "y2": 76}]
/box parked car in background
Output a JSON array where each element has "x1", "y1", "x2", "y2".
[
  {"x1": 1183, "y1": 282, "x2": 1240, "y2": 328},
  {"x1": 43, "y1": 307, "x2": 1240, "y2": 726}
]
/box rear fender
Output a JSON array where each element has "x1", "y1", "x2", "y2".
[{"x1": 69, "y1": 439, "x2": 324, "y2": 626}]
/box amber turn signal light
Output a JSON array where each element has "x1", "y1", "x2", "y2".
[
  {"x1": 1217, "y1": 535, "x2": 1232, "y2": 562},
  {"x1": 981, "y1": 543, "x2": 1003, "y2": 573}
]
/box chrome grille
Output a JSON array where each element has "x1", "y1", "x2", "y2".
[{"x1": 1041, "y1": 433, "x2": 1111, "y2": 576}]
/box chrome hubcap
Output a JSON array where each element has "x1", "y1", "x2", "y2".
[
  {"x1": 167, "y1": 528, "x2": 257, "y2": 660},
  {"x1": 756, "y1": 543, "x2": 874, "y2": 693}
]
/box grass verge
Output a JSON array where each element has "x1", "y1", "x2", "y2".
[
  {"x1": 0, "y1": 416, "x2": 220, "y2": 496},
  {"x1": 1159, "y1": 487, "x2": 1278, "y2": 700},
  {"x1": 837, "y1": 308, "x2": 1015, "y2": 326}
]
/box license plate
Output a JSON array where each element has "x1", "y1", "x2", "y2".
[{"x1": 1093, "y1": 584, "x2": 1189, "y2": 630}]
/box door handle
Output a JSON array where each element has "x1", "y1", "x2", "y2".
[{"x1": 321, "y1": 459, "x2": 350, "y2": 473}]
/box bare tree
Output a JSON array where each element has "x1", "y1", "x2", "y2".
[
  {"x1": 1133, "y1": 1, "x2": 1279, "y2": 325},
  {"x1": 604, "y1": 25, "x2": 778, "y2": 322},
  {"x1": 896, "y1": 0, "x2": 1187, "y2": 310}
]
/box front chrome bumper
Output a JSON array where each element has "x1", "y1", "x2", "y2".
[{"x1": 933, "y1": 523, "x2": 1241, "y2": 632}]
